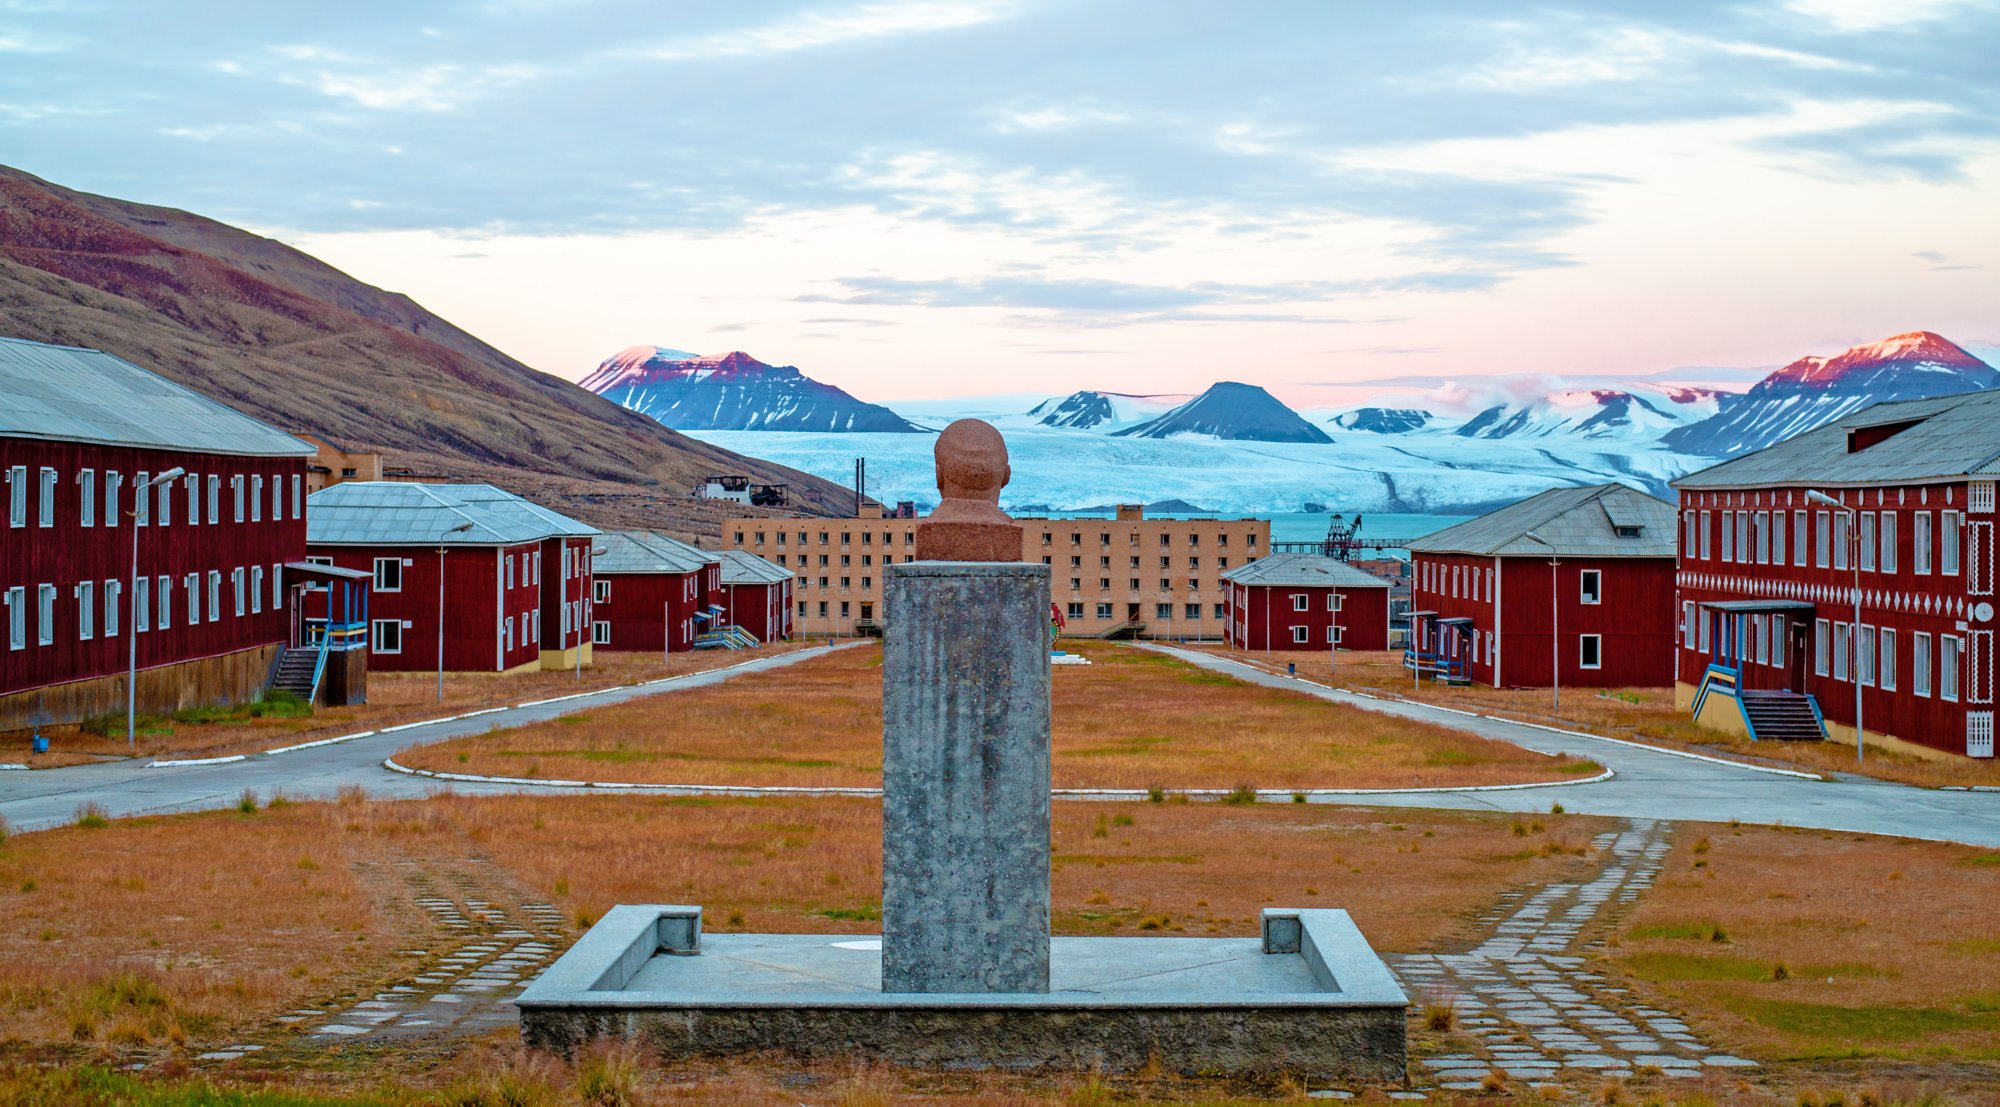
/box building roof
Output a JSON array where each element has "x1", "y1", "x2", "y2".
[
  {"x1": 306, "y1": 482, "x2": 599, "y2": 546},
  {"x1": 1405, "y1": 483, "x2": 1677, "y2": 558},
  {"x1": 596, "y1": 530, "x2": 719, "y2": 574},
  {"x1": 717, "y1": 549, "x2": 790, "y2": 585},
  {"x1": 1220, "y1": 551, "x2": 1390, "y2": 589},
  {"x1": 0, "y1": 336, "x2": 314, "y2": 457},
  {"x1": 1674, "y1": 388, "x2": 2000, "y2": 489}
]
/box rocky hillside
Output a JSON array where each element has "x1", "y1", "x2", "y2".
[
  {"x1": 583, "y1": 347, "x2": 924, "y2": 432},
  {"x1": 0, "y1": 165, "x2": 851, "y2": 534},
  {"x1": 1114, "y1": 382, "x2": 1332, "y2": 443},
  {"x1": 1662, "y1": 331, "x2": 1998, "y2": 458}
]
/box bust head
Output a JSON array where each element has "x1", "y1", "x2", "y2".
[{"x1": 935, "y1": 419, "x2": 1010, "y2": 506}]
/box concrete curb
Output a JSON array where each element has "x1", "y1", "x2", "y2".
[
  {"x1": 380, "y1": 756, "x2": 1615, "y2": 798},
  {"x1": 146, "y1": 754, "x2": 247, "y2": 768}
]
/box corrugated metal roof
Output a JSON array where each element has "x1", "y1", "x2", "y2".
[
  {"x1": 1674, "y1": 389, "x2": 2000, "y2": 488},
  {"x1": 0, "y1": 336, "x2": 313, "y2": 457},
  {"x1": 718, "y1": 549, "x2": 790, "y2": 585},
  {"x1": 1406, "y1": 483, "x2": 1677, "y2": 557},
  {"x1": 1221, "y1": 551, "x2": 1390, "y2": 589},
  {"x1": 596, "y1": 530, "x2": 719, "y2": 574},
  {"x1": 306, "y1": 482, "x2": 599, "y2": 546}
]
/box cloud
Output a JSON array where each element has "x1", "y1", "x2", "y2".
[{"x1": 620, "y1": 0, "x2": 1020, "y2": 61}]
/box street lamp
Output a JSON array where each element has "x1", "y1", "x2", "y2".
[
  {"x1": 577, "y1": 544, "x2": 607, "y2": 682},
  {"x1": 1522, "y1": 530, "x2": 1559, "y2": 714},
  {"x1": 1806, "y1": 489, "x2": 1863, "y2": 763},
  {"x1": 127, "y1": 467, "x2": 185, "y2": 749},
  {"x1": 437, "y1": 521, "x2": 474, "y2": 701}
]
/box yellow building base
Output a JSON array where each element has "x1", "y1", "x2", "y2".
[
  {"x1": 539, "y1": 642, "x2": 594, "y2": 672},
  {"x1": 1677, "y1": 681, "x2": 1946, "y2": 758},
  {"x1": 1683, "y1": 681, "x2": 1753, "y2": 740}
]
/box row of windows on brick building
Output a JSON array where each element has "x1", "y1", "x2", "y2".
[
  {"x1": 5, "y1": 564, "x2": 285, "y2": 650},
  {"x1": 5, "y1": 465, "x2": 302, "y2": 528},
  {"x1": 1684, "y1": 507, "x2": 1964, "y2": 576}
]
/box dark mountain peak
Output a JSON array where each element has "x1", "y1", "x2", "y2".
[
  {"x1": 1031, "y1": 390, "x2": 1116, "y2": 429},
  {"x1": 584, "y1": 345, "x2": 923, "y2": 433},
  {"x1": 1114, "y1": 381, "x2": 1331, "y2": 444},
  {"x1": 1331, "y1": 407, "x2": 1432, "y2": 434}
]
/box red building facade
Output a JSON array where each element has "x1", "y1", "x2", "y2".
[
  {"x1": 719, "y1": 550, "x2": 793, "y2": 643},
  {"x1": 1674, "y1": 391, "x2": 2000, "y2": 758},
  {"x1": 1406, "y1": 484, "x2": 1679, "y2": 689},
  {"x1": 591, "y1": 530, "x2": 722, "y2": 653},
  {"x1": 1, "y1": 339, "x2": 314, "y2": 730},
  {"x1": 1221, "y1": 553, "x2": 1392, "y2": 651},
  {"x1": 306, "y1": 483, "x2": 599, "y2": 674}
]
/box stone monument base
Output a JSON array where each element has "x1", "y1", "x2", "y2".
[{"x1": 519, "y1": 906, "x2": 1408, "y2": 1082}]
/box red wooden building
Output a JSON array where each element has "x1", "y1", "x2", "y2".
[
  {"x1": 0, "y1": 337, "x2": 315, "y2": 730},
  {"x1": 1674, "y1": 390, "x2": 2000, "y2": 758},
  {"x1": 305, "y1": 482, "x2": 600, "y2": 673},
  {"x1": 1406, "y1": 484, "x2": 1678, "y2": 688},
  {"x1": 717, "y1": 550, "x2": 793, "y2": 643},
  {"x1": 591, "y1": 530, "x2": 722, "y2": 653},
  {"x1": 1221, "y1": 552, "x2": 1392, "y2": 651}
]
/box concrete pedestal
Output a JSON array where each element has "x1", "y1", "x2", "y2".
[{"x1": 881, "y1": 561, "x2": 1051, "y2": 994}]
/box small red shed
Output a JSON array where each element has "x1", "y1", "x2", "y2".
[{"x1": 1222, "y1": 552, "x2": 1392, "y2": 651}]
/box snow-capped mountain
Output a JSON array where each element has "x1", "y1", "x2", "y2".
[
  {"x1": 1331, "y1": 408, "x2": 1433, "y2": 434},
  {"x1": 1113, "y1": 382, "x2": 1333, "y2": 443},
  {"x1": 581, "y1": 347, "x2": 925, "y2": 433},
  {"x1": 1661, "y1": 331, "x2": 1998, "y2": 457},
  {"x1": 1454, "y1": 387, "x2": 1722, "y2": 441},
  {"x1": 1027, "y1": 390, "x2": 1191, "y2": 430}
]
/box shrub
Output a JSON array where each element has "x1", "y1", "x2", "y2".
[
  {"x1": 574, "y1": 1047, "x2": 639, "y2": 1107},
  {"x1": 1221, "y1": 783, "x2": 1258, "y2": 806},
  {"x1": 1146, "y1": 785, "x2": 1165, "y2": 803},
  {"x1": 74, "y1": 802, "x2": 110, "y2": 829},
  {"x1": 1291, "y1": 791, "x2": 1307, "y2": 804},
  {"x1": 1423, "y1": 1001, "x2": 1456, "y2": 1031},
  {"x1": 236, "y1": 789, "x2": 259, "y2": 814},
  {"x1": 335, "y1": 783, "x2": 368, "y2": 805},
  {"x1": 1550, "y1": 802, "x2": 1566, "y2": 814}
]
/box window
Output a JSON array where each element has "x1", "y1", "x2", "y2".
[
  {"x1": 1943, "y1": 511, "x2": 1961, "y2": 575},
  {"x1": 37, "y1": 466, "x2": 55, "y2": 528},
  {"x1": 1759, "y1": 511, "x2": 1772, "y2": 563},
  {"x1": 1833, "y1": 621, "x2": 1850, "y2": 681},
  {"x1": 156, "y1": 575, "x2": 171, "y2": 630},
  {"x1": 231, "y1": 475, "x2": 244, "y2": 522},
  {"x1": 1328, "y1": 592, "x2": 1344, "y2": 611},
  {"x1": 1737, "y1": 511, "x2": 1749, "y2": 562},
  {"x1": 136, "y1": 575, "x2": 151, "y2": 632},
  {"x1": 1578, "y1": 634, "x2": 1602, "y2": 669},
  {"x1": 208, "y1": 571, "x2": 221, "y2": 622},
  {"x1": 1915, "y1": 633, "x2": 1933, "y2": 696},
  {"x1": 4, "y1": 586, "x2": 20, "y2": 649},
  {"x1": 1186, "y1": 603, "x2": 1202, "y2": 619},
  {"x1": 292, "y1": 474, "x2": 302, "y2": 518},
  {"x1": 271, "y1": 475, "x2": 282, "y2": 521},
  {"x1": 1699, "y1": 610, "x2": 1711, "y2": 653},
  {"x1": 1067, "y1": 602, "x2": 1083, "y2": 619},
  {"x1": 1292, "y1": 593, "x2": 1309, "y2": 611},
  {"x1": 1328, "y1": 625, "x2": 1344, "y2": 645},
  {"x1": 1700, "y1": 511, "x2": 1712, "y2": 559},
  {"x1": 1721, "y1": 511, "x2": 1734, "y2": 562},
  {"x1": 374, "y1": 557, "x2": 403, "y2": 592},
  {"x1": 251, "y1": 566, "x2": 264, "y2": 614},
  {"x1": 1214, "y1": 602, "x2": 1228, "y2": 618},
  {"x1": 135, "y1": 471, "x2": 150, "y2": 525},
  {"x1": 156, "y1": 476, "x2": 171, "y2": 526},
  {"x1": 1814, "y1": 618, "x2": 1829, "y2": 676},
  {"x1": 105, "y1": 471, "x2": 120, "y2": 529},
  {"x1": 104, "y1": 580, "x2": 119, "y2": 637},
  {"x1": 273, "y1": 563, "x2": 282, "y2": 609},
  {"x1": 36, "y1": 583, "x2": 55, "y2": 644},
  {"x1": 1832, "y1": 512, "x2": 1849, "y2": 570},
  {"x1": 592, "y1": 620, "x2": 611, "y2": 645},
  {"x1": 1770, "y1": 614, "x2": 1786, "y2": 669},
  {"x1": 1682, "y1": 601, "x2": 1695, "y2": 647},
  {"x1": 1754, "y1": 617, "x2": 1767, "y2": 665},
  {"x1": 1792, "y1": 511, "x2": 1807, "y2": 567},
  {"x1": 1684, "y1": 511, "x2": 1697, "y2": 558},
  {"x1": 594, "y1": 579, "x2": 610, "y2": 602},
  {"x1": 232, "y1": 567, "x2": 246, "y2": 616},
  {"x1": 79, "y1": 469, "x2": 95, "y2": 527},
  {"x1": 1291, "y1": 625, "x2": 1309, "y2": 643},
  {"x1": 372, "y1": 618, "x2": 403, "y2": 654},
  {"x1": 1858, "y1": 624, "x2": 1874, "y2": 686},
  {"x1": 185, "y1": 473, "x2": 198, "y2": 525},
  {"x1": 1579, "y1": 569, "x2": 1602, "y2": 604},
  {"x1": 1915, "y1": 512, "x2": 1933, "y2": 574},
  {"x1": 1880, "y1": 627, "x2": 1896, "y2": 691},
  {"x1": 1812, "y1": 510, "x2": 1828, "y2": 567},
  {"x1": 798, "y1": 602, "x2": 808, "y2": 618},
  {"x1": 1943, "y1": 636, "x2": 1961, "y2": 702},
  {"x1": 1156, "y1": 603, "x2": 1173, "y2": 619},
  {"x1": 505, "y1": 616, "x2": 515, "y2": 650},
  {"x1": 77, "y1": 580, "x2": 94, "y2": 640},
  {"x1": 1772, "y1": 509, "x2": 1785, "y2": 565},
  {"x1": 6, "y1": 465, "x2": 23, "y2": 527},
  {"x1": 250, "y1": 475, "x2": 263, "y2": 522},
  {"x1": 1096, "y1": 602, "x2": 1113, "y2": 619},
  {"x1": 186, "y1": 573, "x2": 199, "y2": 624},
  {"x1": 1860, "y1": 513, "x2": 1876, "y2": 571},
  {"x1": 208, "y1": 475, "x2": 220, "y2": 524}
]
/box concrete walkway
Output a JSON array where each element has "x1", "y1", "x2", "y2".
[
  {"x1": 1142, "y1": 645, "x2": 2000, "y2": 848},
  {"x1": 0, "y1": 644, "x2": 864, "y2": 833},
  {"x1": 5, "y1": 640, "x2": 1997, "y2": 847}
]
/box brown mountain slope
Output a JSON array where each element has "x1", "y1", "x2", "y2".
[{"x1": 0, "y1": 164, "x2": 852, "y2": 536}]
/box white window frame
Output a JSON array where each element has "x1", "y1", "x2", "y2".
[
  {"x1": 1814, "y1": 618, "x2": 1829, "y2": 676},
  {"x1": 156, "y1": 476, "x2": 171, "y2": 527},
  {"x1": 1816, "y1": 511, "x2": 1830, "y2": 568},
  {"x1": 1578, "y1": 633, "x2": 1602, "y2": 670},
  {"x1": 4, "y1": 585, "x2": 22, "y2": 649},
  {"x1": 208, "y1": 475, "x2": 221, "y2": 525},
  {"x1": 1880, "y1": 511, "x2": 1896, "y2": 573},
  {"x1": 232, "y1": 567, "x2": 246, "y2": 616},
  {"x1": 105, "y1": 471, "x2": 120, "y2": 530},
  {"x1": 1860, "y1": 513, "x2": 1876, "y2": 572},
  {"x1": 1833, "y1": 621, "x2": 1850, "y2": 681},
  {"x1": 1915, "y1": 632, "x2": 1933, "y2": 697},
  {"x1": 1682, "y1": 601, "x2": 1695, "y2": 648},
  {"x1": 1792, "y1": 510, "x2": 1807, "y2": 567},
  {"x1": 1943, "y1": 510, "x2": 1962, "y2": 576},
  {"x1": 270, "y1": 474, "x2": 282, "y2": 521},
  {"x1": 6, "y1": 465, "x2": 24, "y2": 528},
  {"x1": 208, "y1": 570, "x2": 222, "y2": 622},
  {"x1": 135, "y1": 470, "x2": 150, "y2": 526},
  {"x1": 1291, "y1": 625, "x2": 1309, "y2": 644},
  {"x1": 374, "y1": 557, "x2": 403, "y2": 592},
  {"x1": 186, "y1": 473, "x2": 199, "y2": 526},
  {"x1": 251, "y1": 565, "x2": 264, "y2": 614},
  {"x1": 1327, "y1": 592, "x2": 1343, "y2": 612},
  {"x1": 37, "y1": 582, "x2": 55, "y2": 645},
  {"x1": 1770, "y1": 613, "x2": 1786, "y2": 669},
  {"x1": 77, "y1": 579, "x2": 94, "y2": 641},
  {"x1": 1943, "y1": 636, "x2": 1961, "y2": 702},
  {"x1": 135, "y1": 575, "x2": 151, "y2": 633},
  {"x1": 1832, "y1": 512, "x2": 1849, "y2": 570},
  {"x1": 79, "y1": 469, "x2": 96, "y2": 527},
  {"x1": 250, "y1": 475, "x2": 263, "y2": 522},
  {"x1": 1327, "y1": 625, "x2": 1343, "y2": 645},
  {"x1": 272, "y1": 562, "x2": 282, "y2": 609},
  {"x1": 1858, "y1": 624, "x2": 1874, "y2": 687},
  {"x1": 156, "y1": 574, "x2": 171, "y2": 630},
  {"x1": 291, "y1": 474, "x2": 302, "y2": 519},
  {"x1": 37, "y1": 466, "x2": 56, "y2": 528},
  {"x1": 594, "y1": 579, "x2": 611, "y2": 603},
  {"x1": 186, "y1": 572, "x2": 200, "y2": 625},
  {"x1": 1701, "y1": 511, "x2": 1713, "y2": 559},
  {"x1": 1721, "y1": 510, "x2": 1734, "y2": 562},
  {"x1": 1880, "y1": 627, "x2": 1897, "y2": 691},
  {"x1": 1772, "y1": 509, "x2": 1786, "y2": 565},
  {"x1": 1291, "y1": 593, "x2": 1309, "y2": 612},
  {"x1": 1579, "y1": 569, "x2": 1602, "y2": 605},
  {"x1": 372, "y1": 618, "x2": 403, "y2": 654},
  {"x1": 104, "y1": 579, "x2": 118, "y2": 638},
  {"x1": 593, "y1": 619, "x2": 611, "y2": 645},
  {"x1": 232, "y1": 475, "x2": 245, "y2": 522}
]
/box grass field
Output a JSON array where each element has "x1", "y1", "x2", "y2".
[
  {"x1": 395, "y1": 641, "x2": 1601, "y2": 790},
  {"x1": 4, "y1": 643, "x2": 814, "y2": 766},
  {"x1": 1206, "y1": 646, "x2": 2000, "y2": 790}
]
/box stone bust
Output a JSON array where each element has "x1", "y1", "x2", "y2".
[{"x1": 914, "y1": 419, "x2": 1024, "y2": 561}]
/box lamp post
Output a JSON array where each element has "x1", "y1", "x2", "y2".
[
  {"x1": 127, "y1": 467, "x2": 185, "y2": 749},
  {"x1": 577, "y1": 544, "x2": 608, "y2": 682},
  {"x1": 1522, "y1": 531, "x2": 1559, "y2": 714},
  {"x1": 436, "y1": 522, "x2": 474, "y2": 700},
  {"x1": 1806, "y1": 489, "x2": 1863, "y2": 763}
]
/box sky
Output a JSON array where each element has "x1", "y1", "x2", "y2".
[{"x1": 3, "y1": 0, "x2": 1998, "y2": 406}]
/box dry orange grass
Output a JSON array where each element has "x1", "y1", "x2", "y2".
[
  {"x1": 398, "y1": 640, "x2": 1599, "y2": 790},
  {"x1": 10, "y1": 642, "x2": 813, "y2": 765},
  {"x1": 1212, "y1": 647, "x2": 2000, "y2": 789},
  {"x1": 1612, "y1": 821, "x2": 2000, "y2": 1063}
]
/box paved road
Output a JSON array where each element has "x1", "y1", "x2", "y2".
[
  {"x1": 1144, "y1": 645, "x2": 2000, "y2": 848},
  {"x1": 5, "y1": 640, "x2": 1997, "y2": 847}
]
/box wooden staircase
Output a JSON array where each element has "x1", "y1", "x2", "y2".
[
  {"x1": 1739, "y1": 689, "x2": 1826, "y2": 741},
  {"x1": 271, "y1": 646, "x2": 321, "y2": 703}
]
